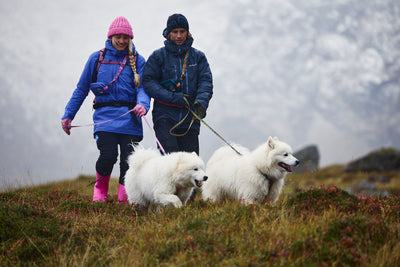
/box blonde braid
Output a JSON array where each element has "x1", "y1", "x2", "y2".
[{"x1": 128, "y1": 39, "x2": 141, "y2": 88}]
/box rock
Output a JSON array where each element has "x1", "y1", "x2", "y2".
[
  {"x1": 293, "y1": 145, "x2": 320, "y2": 173},
  {"x1": 346, "y1": 180, "x2": 390, "y2": 197},
  {"x1": 343, "y1": 148, "x2": 400, "y2": 172},
  {"x1": 367, "y1": 174, "x2": 391, "y2": 184}
]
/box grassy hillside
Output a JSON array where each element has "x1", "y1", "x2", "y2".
[{"x1": 1, "y1": 166, "x2": 400, "y2": 266}]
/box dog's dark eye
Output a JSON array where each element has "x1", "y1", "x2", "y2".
[
  {"x1": 194, "y1": 168, "x2": 198, "y2": 171},
  {"x1": 283, "y1": 153, "x2": 288, "y2": 156}
]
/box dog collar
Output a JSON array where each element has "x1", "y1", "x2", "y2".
[
  {"x1": 175, "y1": 186, "x2": 182, "y2": 195},
  {"x1": 260, "y1": 171, "x2": 274, "y2": 192}
]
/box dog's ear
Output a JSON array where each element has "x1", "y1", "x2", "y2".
[
  {"x1": 267, "y1": 136, "x2": 275, "y2": 150},
  {"x1": 173, "y1": 153, "x2": 185, "y2": 175}
]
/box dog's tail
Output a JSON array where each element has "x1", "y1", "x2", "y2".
[{"x1": 128, "y1": 146, "x2": 160, "y2": 170}]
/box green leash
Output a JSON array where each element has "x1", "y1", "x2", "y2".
[{"x1": 171, "y1": 96, "x2": 242, "y2": 156}]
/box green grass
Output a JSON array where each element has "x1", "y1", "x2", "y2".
[{"x1": 1, "y1": 167, "x2": 400, "y2": 266}]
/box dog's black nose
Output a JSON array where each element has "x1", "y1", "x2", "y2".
[
  {"x1": 295, "y1": 160, "x2": 300, "y2": 166},
  {"x1": 203, "y1": 176, "x2": 208, "y2": 181}
]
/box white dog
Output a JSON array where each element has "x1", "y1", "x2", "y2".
[
  {"x1": 124, "y1": 147, "x2": 208, "y2": 209},
  {"x1": 202, "y1": 137, "x2": 299, "y2": 204}
]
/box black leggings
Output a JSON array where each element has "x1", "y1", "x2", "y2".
[
  {"x1": 154, "y1": 118, "x2": 199, "y2": 155},
  {"x1": 94, "y1": 131, "x2": 142, "y2": 185}
]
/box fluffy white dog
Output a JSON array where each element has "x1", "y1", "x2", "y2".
[
  {"x1": 124, "y1": 147, "x2": 208, "y2": 209},
  {"x1": 202, "y1": 136, "x2": 299, "y2": 204}
]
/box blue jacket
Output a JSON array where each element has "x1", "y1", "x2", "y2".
[
  {"x1": 143, "y1": 37, "x2": 213, "y2": 134},
  {"x1": 62, "y1": 39, "x2": 150, "y2": 136}
]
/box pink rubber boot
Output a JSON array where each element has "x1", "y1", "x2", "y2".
[
  {"x1": 93, "y1": 172, "x2": 110, "y2": 202},
  {"x1": 118, "y1": 184, "x2": 128, "y2": 204}
]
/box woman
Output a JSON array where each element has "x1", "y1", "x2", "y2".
[
  {"x1": 143, "y1": 14, "x2": 213, "y2": 155},
  {"x1": 61, "y1": 16, "x2": 150, "y2": 203}
]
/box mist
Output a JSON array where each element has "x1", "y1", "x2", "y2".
[{"x1": 1, "y1": 0, "x2": 399, "y2": 190}]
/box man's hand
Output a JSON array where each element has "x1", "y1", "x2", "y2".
[{"x1": 194, "y1": 101, "x2": 206, "y2": 119}]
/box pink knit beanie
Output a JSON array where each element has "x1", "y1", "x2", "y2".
[{"x1": 107, "y1": 16, "x2": 134, "y2": 39}]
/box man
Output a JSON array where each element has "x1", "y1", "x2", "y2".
[{"x1": 143, "y1": 14, "x2": 213, "y2": 155}]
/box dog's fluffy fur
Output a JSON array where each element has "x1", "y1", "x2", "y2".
[
  {"x1": 124, "y1": 147, "x2": 208, "y2": 209},
  {"x1": 201, "y1": 137, "x2": 299, "y2": 204}
]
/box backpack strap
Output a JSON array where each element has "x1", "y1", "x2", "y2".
[
  {"x1": 93, "y1": 48, "x2": 106, "y2": 83},
  {"x1": 96, "y1": 48, "x2": 106, "y2": 73},
  {"x1": 93, "y1": 48, "x2": 132, "y2": 82},
  {"x1": 97, "y1": 48, "x2": 133, "y2": 72}
]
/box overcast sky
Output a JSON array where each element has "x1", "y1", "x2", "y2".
[{"x1": 1, "y1": 0, "x2": 399, "y2": 190}]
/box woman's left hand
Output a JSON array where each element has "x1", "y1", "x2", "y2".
[{"x1": 133, "y1": 104, "x2": 147, "y2": 117}]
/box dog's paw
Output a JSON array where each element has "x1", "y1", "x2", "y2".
[
  {"x1": 173, "y1": 201, "x2": 183, "y2": 208},
  {"x1": 158, "y1": 194, "x2": 183, "y2": 208}
]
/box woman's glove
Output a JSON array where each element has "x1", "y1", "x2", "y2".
[
  {"x1": 61, "y1": 118, "x2": 72, "y2": 135},
  {"x1": 133, "y1": 105, "x2": 147, "y2": 117}
]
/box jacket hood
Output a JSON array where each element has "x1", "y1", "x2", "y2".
[
  {"x1": 105, "y1": 39, "x2": 136, "y2": 56},
  {"x1": 164, "y1": 37, "x2": 193, "y2": 56}
]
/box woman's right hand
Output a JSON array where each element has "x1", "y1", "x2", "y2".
[{"x1": 61, "y1": 118, "x2": 72, "y2": 135}]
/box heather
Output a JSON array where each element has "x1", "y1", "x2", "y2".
[{"x1": 1, "y1": 167, "x2": 400, "y2": 266}]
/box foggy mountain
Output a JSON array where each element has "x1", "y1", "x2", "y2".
[
  {"x1": 0, "y1": 0, "x2": 399, "y2": 189},
  {"x1": 208, "y1": 1, "x2": 400, "y2": 151}
]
